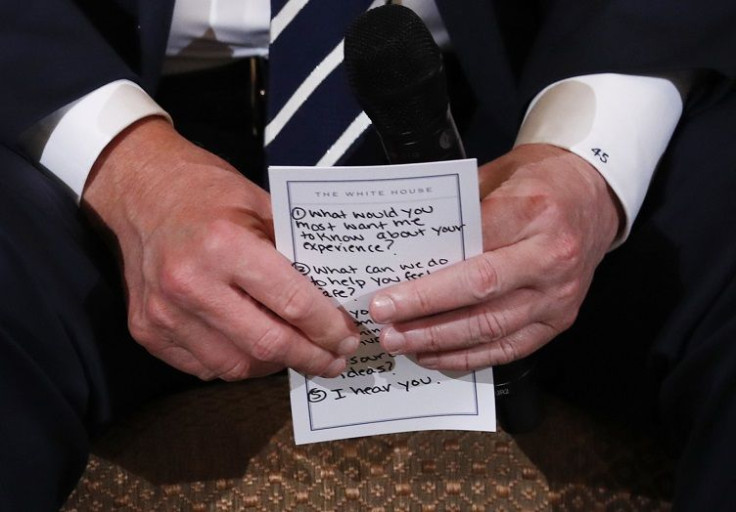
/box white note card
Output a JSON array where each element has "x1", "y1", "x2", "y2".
[{"x1": 269, "y1": 159, "x2": 496, "y2": 445}]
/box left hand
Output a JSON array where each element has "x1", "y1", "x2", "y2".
[
  {"x1": 82, "y1": 118, "x2": 359, "y2": 381},
  {"x1": 369, "y1": 144, "x2": 622, "y2": 371}
]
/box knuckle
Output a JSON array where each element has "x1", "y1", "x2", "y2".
[
  {"x1": 249, "y1": 326, "x2": 288, "y2": 363},
  {"x1": 409, "y1": 281, "x2": 435, "y2": 316},
  {"x1": 536, "y1": 321, "x2": 565, "y2": 348},
  {"x1": 278, "y1": 281, "x2": 314, "y2": 324},
  {"x1": 306, "y1": 357, "x2": 336, "y2": 377},
  {"x1": 521, "y1": 189, "x2": 555, "y2": 223},
  {"x1": 557, "y1": 307, "x2": 579, "y2": 331},
  {"x1": 195, "y1": 368, "x2": 219, "y2": 382},
  {"x1": 158, "y1": 258, "x2": 198, "y2": 302},
  {"x1": 557, "y1": 279, "x2": 583, "y2": 304},
  {"x1": 549, "y1": 232, "x2": 582, "y2": 270},
  {"x1": 218, "y1": 359, "x2": 252, "y2": 382},
  {"x1": 494, "y1": 339, "x2": 520, "y2": 366},
  {"x1": 128, "y1": 323, "x2": 153, "y2": 348},
  {"x1": 128, "y1": 300, "x2": 167, "y2": 343},
  {"x1": 459, "y1": 351, "x2": 473, "y2": 372},
  {"x1": 535, "y1": 191, "x2": 561, "y2": 219},
  {"x1": 127, "y1": 309, "x2": 150, "y2": 343},
  {"x1": 202, "y1": 219, "x2": 238, "y2": 258},
  {"x1": 423, "y1": 324, "x2": 445, "y2": 352},
  {"x1": 471, "y1": 308, "x2": 506, "y2": 342},
  {"x1": 143, "y1": 295, "x2": 174, "y2": 330},
  {"x1": 465, "y1": 256, "x2": 500, "y2": 301}
]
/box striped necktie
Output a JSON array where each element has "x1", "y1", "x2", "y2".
[{"x1": 266, "y1": 0, "x2": 378, "y2": 166}]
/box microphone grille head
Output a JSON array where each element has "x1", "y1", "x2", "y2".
[{"x1": 344, "y1": 4, "x2": 448, "y2": 135}]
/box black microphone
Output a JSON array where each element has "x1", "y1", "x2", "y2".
[
  {"x1": 344, "y1": 4, "x2": 542, "y2": 433},
  {"x1": 343, "y1": 4, "x2": 464, "y2": 163}
]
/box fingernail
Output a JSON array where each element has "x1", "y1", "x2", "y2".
[
  {"x1": 371, "y1": 294, "x2": 396, "y2": 322},
  {"x1": 381, "y1": 327, "x2": 405, "y2": 355},
  {"x1": 323, "y1": 358, "x2": 346, "y2": 378},
  {"x1": 337, "y1": 335, "x2": 360, "y2": 355}
]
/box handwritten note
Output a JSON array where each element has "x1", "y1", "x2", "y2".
[{"x1": 269, "y1": 159, "x2": 495, "y2": 444}]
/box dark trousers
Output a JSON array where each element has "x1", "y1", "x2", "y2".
[
  {"x1": 0, "y1": 145, "x2": 198, "y2": 511},
  {"x1": 0, "y1": 62, "x2": 263, "y2": 512},
  {"x1": 1, "y1": 62, "x2": 734, "y2": 510},
  {"x1": 542, "y1": 87, "x2": 736, "y2": 511}
]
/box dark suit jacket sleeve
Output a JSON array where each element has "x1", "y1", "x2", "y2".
[
  {"x1": 438, "y1": 0, "x2": 735, "y2": 162},
  {"x1": 520, "y1": 0, "x2": 736, "y2": 104},
  {"x1": 0, "y1": 0, "x2": 166, "y2": 150}
]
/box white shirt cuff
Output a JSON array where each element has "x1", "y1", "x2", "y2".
[
  {"x1": 31, "y1": 80, "x2": 171, "y2": 202},
  {"x1": 514, "y1": 73, "x2": 683, "y2": 246}
]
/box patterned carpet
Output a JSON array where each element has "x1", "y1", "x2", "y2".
[{"x1": 62, "y1": 374, "x2": 674, "y2": 511}]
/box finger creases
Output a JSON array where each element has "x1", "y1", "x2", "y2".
[
  {"x1": 380, "y1": 288, "x2": 540, "y2": 356},
  {"x1": 415, "y1": 322, "x2": 558, "y2": 372},
  {"x1": 372, "y1": 246, "x2": 541, "y2": 324},
  {"x1": 197, "y1": 286, "x2": 348, "y2": 378},
  {"x1": 232, "y1": 237, "x2": 358, "y2": 350}
]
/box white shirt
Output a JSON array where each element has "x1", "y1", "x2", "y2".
[
  {"x1": 163, "y1": 0, "x2": 270, "y2": 74},
  {"x1": 24, "y1": 0, "x2": 684, "y2": 245}
]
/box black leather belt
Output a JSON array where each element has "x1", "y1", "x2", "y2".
[{"x1": 155, "y1": 57, "x2": 269, "y2": 184}]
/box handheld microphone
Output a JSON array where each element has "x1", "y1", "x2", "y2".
[
  {"x1": 344, "y1": 4, "x2": 542, "y2": 433},
  {"x1": 343, "y1": 4, "x2": 464, "y2": 163}
]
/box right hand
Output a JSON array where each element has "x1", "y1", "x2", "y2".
[
  {"x1": 82, "y1": 117, "x2": 359, "y2": 381},
  {"x1": 369, "y1": 144, "x2": 622, "y2": 370}
]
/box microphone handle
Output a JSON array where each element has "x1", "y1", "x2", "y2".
[
  {"x1": 494, "y1": 357, "x2": 543, "y2": 433},
  {"x1": 379, "y1": 108, "x2": 465, "y2": 163}
]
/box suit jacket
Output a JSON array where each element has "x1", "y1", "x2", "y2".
[{"x1": 2, "y1": 0, "x2": 734, "y2": 165}]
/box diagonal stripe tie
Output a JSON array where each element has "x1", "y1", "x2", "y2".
[{"x1": 266, "y1": 0, "x2": 377, "y2": 166}]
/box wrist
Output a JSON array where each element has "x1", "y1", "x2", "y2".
[
  {"x1": 81, "y1": 116, "x2": 177, "y2": 235},
  {"x1": 81, "y1": 116, "x2": 265, "y2": 251},
  {"x1": 24, "y1": 80, "x2": 171, "y2": 201},
  {"x1": 563, "y1": 146, "x2": 624, "y2": 249},
  {"x1": 479, "y1": 143, "x2": 623, "y2": 249}
]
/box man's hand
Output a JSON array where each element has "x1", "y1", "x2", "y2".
[
  {"x1": 82, "y1": 117, "x2": 359, "y2": 381},
  {"x1": 369, "y1": 144, "x2": 622, "y2": 371}
]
